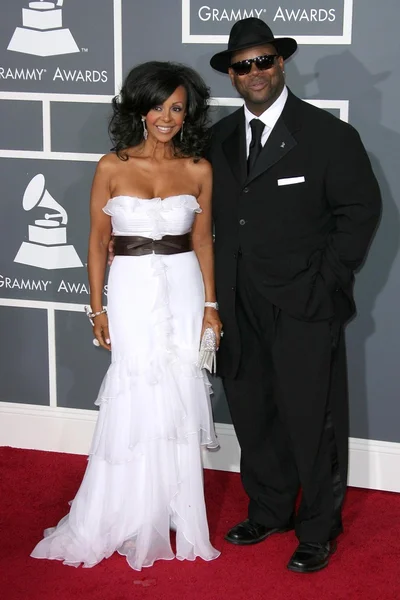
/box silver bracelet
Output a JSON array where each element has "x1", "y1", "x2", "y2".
[
  {"x1": 84, "y1": 306, "x2": 107, "y2": 326},
  {"x1": 205, "y1": 302, "x2": 219, "y2": 310}
]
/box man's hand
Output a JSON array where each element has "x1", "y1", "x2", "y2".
[{"x1": 108, "y1": 237, "x2": 115, "y2": 266}]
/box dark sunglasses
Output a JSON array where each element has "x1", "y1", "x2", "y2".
[{"x1": 230, "y1": 54, "x2": 279, "y2": 76}]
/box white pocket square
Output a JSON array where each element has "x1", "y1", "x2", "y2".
[{"x1": 277, "y1": 176, "x2": 305, "y2": 186}]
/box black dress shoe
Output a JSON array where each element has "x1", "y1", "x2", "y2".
[
  {"x1": 225, "y1": 518, "x2": 294, "y2": 546},
  {"x1": 287, "y1": 541, "x2": 337, "y2": 573}
]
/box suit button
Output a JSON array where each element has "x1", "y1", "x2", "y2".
[
  {"x1": 231, "y1": 286, "x2": 236, "y2": 291},
  {"x1": 243, "y1": 187, "x2": 249, "y2": 193},
  {"x1": 239, "y1": 219, "x2": 246, "y2": 226},
  {"x1": 233, "y1": 253, "x2": 237, "y2": 259}
]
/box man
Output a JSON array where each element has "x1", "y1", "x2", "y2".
[{"x1": 208, "y1": 18, "x2": 381, "y2": 572}]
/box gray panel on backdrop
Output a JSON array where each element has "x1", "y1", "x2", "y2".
[
  {"x1": 208, "y1": 375, "x2": 231, "y2": 423},
  {"x1": 122, "y1": 0, "x2": 209, "y2": 77},
  {"x1": 0, "y1": 307, "x2": 49, "y2": 405},
  {"x1": 0, "y1": 0, "x2": 115, "y2": 94},
  {"x1": 0, "y1": 158, "x2": 100, "y2": 305},
  {"x1": 209, "y1": 104, "x2": 239, "y2": 125},
  {"x1": 1, "y1": 100, "x2": 43, "y2": 150},
  {"x1": 51, "y1": 103, "x2": 112, "y2": 155},
  {"x1": 56, "y1": 311, "x2": 111, "y2": 410}
]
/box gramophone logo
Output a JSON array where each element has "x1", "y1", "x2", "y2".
[
  {"x1": 8, "y1": 0, "x2": 79, "y2": 57},
  {"x1": 14, "y1": 174, "x2": 83, "y2": 270}
]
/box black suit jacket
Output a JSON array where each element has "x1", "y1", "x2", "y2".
[{"x1": 208, "y1": 89, "x2": 381, "y2": 378}]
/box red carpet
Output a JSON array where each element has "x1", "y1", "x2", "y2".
[{"x1": 1, "y1": 446, "x2": 400, "y2": 600}]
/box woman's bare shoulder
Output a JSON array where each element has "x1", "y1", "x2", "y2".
[{"x1": 97, "y1": 152, "x2": 121, "y2": 171}]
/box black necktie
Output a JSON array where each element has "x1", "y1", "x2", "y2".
[{"x1": 247, "y1": 118, "x2": 265, "y2": 174}]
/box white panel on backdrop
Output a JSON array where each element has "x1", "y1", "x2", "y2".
[{"x1": 182, "y1": 0, "x2": 353, "y2": 44}]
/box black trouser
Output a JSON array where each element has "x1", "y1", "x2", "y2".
[{"x1": 223, "y1": 258, "x2": 347, "y2": 543}]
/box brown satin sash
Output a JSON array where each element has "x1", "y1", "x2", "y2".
[{"x1": 113, "y1": 233, "x2": 192, "y2": 256}]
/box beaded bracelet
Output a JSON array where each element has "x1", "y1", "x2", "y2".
[
  {"x1": 84, "y1": 306, "x2": 107, "y2": 326},
  {"x1": 205, "y1": 302, "x2": 219, "y2": 310}
]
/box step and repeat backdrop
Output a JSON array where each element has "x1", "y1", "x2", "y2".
[{"x1": 0, "y1": 0, "x2": 399, "y2": 446}]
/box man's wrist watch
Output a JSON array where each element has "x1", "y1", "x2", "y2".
[{"x1": 205, "y1": 302, "x2": 219, "y2": 310}]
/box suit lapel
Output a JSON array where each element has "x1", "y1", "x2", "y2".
[
  {"x1": 222, "y1": 107, "x2": 247, "y2": 186},
  {"x1": 244, "y1": 89, "x2": 302, "y2": 186}
]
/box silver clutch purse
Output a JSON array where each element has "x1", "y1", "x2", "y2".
[{"x1": 198, "y1": 327, "x2": 217, "y2": 373}]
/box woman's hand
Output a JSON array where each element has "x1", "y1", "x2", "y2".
[
  {"x1": 201, "y1": 307, "x2": 223, "y2": 350},
  {"x1": 93, "y1": 313, "x2": 111, "y2": 351}
]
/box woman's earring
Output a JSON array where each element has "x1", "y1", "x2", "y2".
[
  {"x1": 141, "y1": 117, "x2": 148, "y2": 140},
  {"x1": 180, "y1": 121, "x2": 185, "y2": 142}
]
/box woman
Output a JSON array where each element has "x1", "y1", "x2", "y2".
[{"x1": 31, "y1": 61, "x2": 222, "y2": 570}]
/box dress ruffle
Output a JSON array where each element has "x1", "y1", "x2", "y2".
[
  {"x1": 92, "y1": 354, "x2": 218, "y2": 464},
  {"x1": 102, "y1": 194, "x2": 202, "y2": 237}
]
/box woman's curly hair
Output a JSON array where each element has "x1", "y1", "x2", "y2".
[{"x1": 109, "y1": 61, "x2": 211, "y2": 160}]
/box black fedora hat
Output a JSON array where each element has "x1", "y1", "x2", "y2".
[{"x1": 210, "y1": 18, "x2": 297, "y2": 74}]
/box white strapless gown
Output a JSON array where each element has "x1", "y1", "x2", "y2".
[{"x1": 31, "y1": 195, "x2": 220, "y2": 570}]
